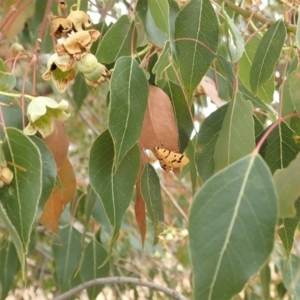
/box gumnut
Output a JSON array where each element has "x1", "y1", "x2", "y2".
[
  {"x1": 55, "y1": 30, "x2": 101, "y2": 60},
  {"x1": 23, "y1": 97, "x2": 70, "y2": 138},
  {"x1": 0, "y1": 167, "x2": 13, "y2": 185},
  {"x1": 76, "y1": 53, "x2": 98, "y2": 74},
  {"x1": 67, "y1": 10, "x2": 92, "y2": 32},
  {"x1": 11, "y1": 43, "x2": 25, "y2": 56},
  {"x1": 84, "y1": 63, "x2": 110, "y2": 87},
  {"x1": 42, "y1": 53, "x2": 76, "y2": 92},
  {"x1": 51, "y1": 16, "x2": 73, "y2": 39}
]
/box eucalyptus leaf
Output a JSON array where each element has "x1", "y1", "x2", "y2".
[
  {"x1": 89, "y1": 130, "x2": 140, "y2": 244},
  {"x1": 141, "y1": 163, "x2": 164, "y2": 239},
  {"x1": 0, "y1": 128, "x2": 42, "y2": 275},
  {"x1": 174, "y1": 0, "x2": 219, "y2": 99},
  {"x1": 109, "y1": 57, "x2": 148, "y2": 167},
  {"x1": 53, "y1": 225, "x2": 82, "y2": 292},
  {"x1": 96, "y1": 15, "x2": 136, "y2": 64},
  {"x1": 189, "y1": 154, "x2": 277, "y2": 300},
  {"x1": 250, "y1": 20, "x2": 286, "y2": 94},
  {"x1": 214, "y1": 93, "x2": 255, "y2": 171}
]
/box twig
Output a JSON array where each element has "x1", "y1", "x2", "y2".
[
  {"x1": 78, "y1": 110, "x2": 100, "y2": 135},
  {"x1": 53, "y1": 277, "x2": 188, "y2": 300},
  {"x1": 160, "y1": 182, "x2": 188, "y2": 222},
  {"x1": 223, "y1": 0, "x2": 296, "y2": 34}
]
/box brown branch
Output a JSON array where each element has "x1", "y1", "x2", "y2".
[
  {"x1": 53, "y1": 277, "x2": 188, "y2": 300},
  {"x1": 223, "y1": 0, "x2": 297, "y2": 34}
]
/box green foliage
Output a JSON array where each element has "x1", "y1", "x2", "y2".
[{"x1": 0, "y1": 0, "x2": 300, "y2": 299}]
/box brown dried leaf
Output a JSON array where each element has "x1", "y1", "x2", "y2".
[
  {"x1": 195, "y1": 76, "x2": 223, "y2": 107},
  {"x1": 135, "y1": 149, "x2": 147, "y2": 246},
  {"x1": 39, "y1": 158, "x2": 76, "y2": 233},
  {"x1": 139, "y1": 85, "x2": 178, "y2": 151},
  {"x1": 43, "y1": 120, "x2": 69, "y2": 170},
  {"x1": 135, "y1": 188, "x2": 146, "y2": 246}
]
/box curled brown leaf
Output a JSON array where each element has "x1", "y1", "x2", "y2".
[{"x1": 139, "y1": 85, "x2": 179, "y2": 151}]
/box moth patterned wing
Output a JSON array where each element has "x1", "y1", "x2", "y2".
[
  {"x1": 154, "y1": 147, "x2": 189, "y2": 172},
  {"x1": 170, "y1": 153, "x2": 189, "y2": 169},
  {"x1": 159, "y1": 159, "x2": 173, "y2": 173}
]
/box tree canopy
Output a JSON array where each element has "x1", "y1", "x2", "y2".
[{"x1": 0, "y1": 0, "x2": 300, "y2": 299}]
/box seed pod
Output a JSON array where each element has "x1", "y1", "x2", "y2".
[
  {"x1": 77, "y1": 53, "x2": 98, "y2": 74},
  {"x1": 0, "y1": 167, "x2": 14, "y2": 185}
]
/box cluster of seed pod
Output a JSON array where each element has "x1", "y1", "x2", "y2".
[{"x1": 42, "y1": 2, "x2": 110, "y2": 92}]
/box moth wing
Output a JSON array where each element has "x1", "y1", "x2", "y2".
[
  {"x1": 171, "y1": 155, "x2": 189, "y2": 168},
  {"x1": 159, "y1": 159, "x2": 172, "y2": 173}
]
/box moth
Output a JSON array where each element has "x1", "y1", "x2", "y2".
[{"x1": 154, "y1": 147, "x2": 189, "y2": 173}]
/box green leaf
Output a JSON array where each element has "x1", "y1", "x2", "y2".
[
  {"x1": 153, "y1": 41, "x2": 171, "y2": 84},
  {"x1": 0, "y1": 240, "x2": 20, "y2": 299},
  {"x1": 278, "y1": 199, "x2": 300, "y2": 257},
  {"x1": 91, "y1": 198, "x2": 111, "y2": 239},
  {"x1": 0, "y1": 96, "x2": 23, "y2": 140},
  {"x1": 250, "y1": 20, "x2": 286, "y2": 94},
  {"x1": 89, "y1": 130, "x2": 140, "y2": 244},
  {"x1": 288, "y1": 67, "x2": 300, "y2": 113},
  {"x1": 168, "y1": 0, "x2": 180, "y2": 44},
  {"x1": 80, "y1": 239, "x2": 109, "y2": 299},
  {"x1": 274, "y1": 153, "x2": 300, "y2": 218},
  {"x1": 214, "y1": 93, "x2": 255, "y2": 171},
  {"x1": 221, "y1": 7, "x2": 244, "y2": 62},
  {"x1": 189, "y1": 154, "x2": 278, "y2": 300},
  {"x1": 72, "y1": 75, "x2": 88, "y2": 110},
  {"x1": 163, "y1": 81, "x2": 194, "y2": 152},
  {"x1": 141, "y1": 163, "x2": 164, "y2": 238},
  {"x1": 196, "y1": 104, "x2": 228, "y2": 182},
  {"x1": 282, "y1": 70, "x2": 297, "y2": 124},
  {"x1": 84, "y1": 185, "x2": 98, "y2": 227},
  {"x1": 239, "y1": 35, "x2": 274, "y2": 104},
  {"x1": 297, "y1": 6, "x2": 300, "y2": 50},
  {"x1": 0, "y1": 59, "x2": 16, "y2": 91},
  {"x1": 215, "y1": 55, "x2": 234, "y2": 98},
  {"x1": 136, "y1": 0, "x2": 167, "y2": 47},
  {"x1": 96, "y1": 15, "x2": 136, "y2": 64},
  {"x1": 238, "y1": 81, "x2": 273, "y2": 111},
  {"x1": 277, "y1": 254, "x2": 300, "y2": 298},
  {"x1": 0, "y1": 128, "x2": 42, "y2": 274},
  {"x1": 148, "y1": 0, "x2": 169, "y2": 36},
  {"x1": 174, "y1": 0, "x2": 219, "y2": 99},
  {"x1": 109, "y1": 57, "x2": 148, "y2": 167},
  {"x1": 185, "y1": 138, "x2": 198, "y2": 194},
  {"x1": 29, "y1": 136, "x2": 56, "y2": 219},
  {"x1": 259, "y1": 121, "x2": 300, "y2": 173},
  {"x1": 53, "y1": 225, "x2": 82, "y2": 292}
]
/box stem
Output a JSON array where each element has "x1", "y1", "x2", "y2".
[
  {"x1": 0, "y1": 91, "x2": 34, "y2": 100},
  {"x1": 0, "y1": 0, "x2": 23, "y2": 32},
  {"x1": 161, "y1": 182, "x2": 188, "y2": 222},
  {"x1": 223, "y1": 0, "x2": 296, "y2": 34},
  {"x1": 77, "y1": 0, "x2": 81, "y2": 10},
  {"x1": 31, "y1": 0, "x2": 53, "y2": 96},
  {"x1": 0, "y1": 0, "x2": 34, "y2": 42},
  {"x1": 52, "y1": 277, "x2": 188, "y2": 300}
]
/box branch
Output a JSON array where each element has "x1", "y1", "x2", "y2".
[
  {"x1": 224, "y1": 0, "x2": 297, "y2": 34},
  {"x1": 53, "y1": 277, "x2": 188, "y2": 300}
]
